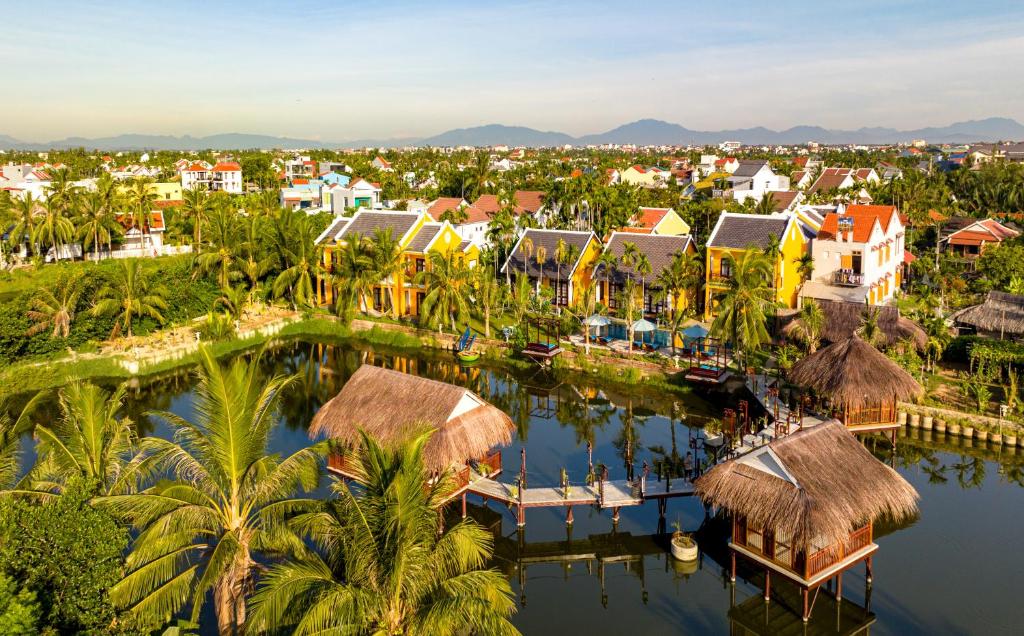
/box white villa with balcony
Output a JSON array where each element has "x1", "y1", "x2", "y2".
[
  {"x1": 801, "y1": 204, "x2": 905, "y2": 306},
  {"x1": 181, "y1": 161, "x2": 243, "y2": 194}
]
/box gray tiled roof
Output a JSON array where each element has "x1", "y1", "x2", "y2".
[
  {"x1": 731, "y1": 160, "x2": 768, "y2": 178},
  {"x1": 316, "y1": 217, "x2": 350, "y2": 245},
  {"x1": 503, "y1": 229, "x2": 594, "y2": 278},
  {"x1": 337, "y1": 211, "x2": 420, "y2": 243},
  {"x1": 405, "y1": 223, "x2": 440, "y2": 253},
  {"x1": 596, "y1": 233, "x2": 694, "y2": 285},
  {"x1": 709, "y1": 214, "x2": 789, "y2": 250}
]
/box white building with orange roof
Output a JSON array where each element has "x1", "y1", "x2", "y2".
[
  {"x1": 802, "y1": 204, "x2": 905, "y2": 306},
  {"x1": 181, "y1": 160, "x2": 243, "y2": 193}
]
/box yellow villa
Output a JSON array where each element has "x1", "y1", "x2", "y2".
[
  {"x1": 619, "y1": 206, "x2": 691, "y2": 237},
  {"x1": 704, "y1": 212, "x2": 810, "y2": 321},
  {"x1": 500, "y1": 229, "x2": 601, "y2": 307},
  {"x1": 315, "y1": 210, "x2": 479, "y2": 317}
]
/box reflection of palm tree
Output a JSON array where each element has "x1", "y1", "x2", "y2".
[{"x1": 953, "y1": 455, "x2": 986, "y2": 489}]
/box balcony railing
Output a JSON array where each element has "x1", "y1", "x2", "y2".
[
  {"x1": 735, "y1": 518, "x2": 873, "y2": 580},
  {"x1": 708, "y1": 272, "x2": 733, "y2": 284},
  {"x1": 832, "y1": 270, "x2": 865, "y2": 287}
]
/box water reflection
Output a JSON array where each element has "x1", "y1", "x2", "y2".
[{"x1": 10, "y1": 338, "x2": 1024, "y2": 634}]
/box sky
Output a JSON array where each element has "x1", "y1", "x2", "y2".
[{"x1": 3, "y1": 0, "x2": 1024, "y2": 142}]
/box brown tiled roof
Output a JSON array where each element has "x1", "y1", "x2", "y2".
[
  {"x1": 503, "y1": 229, "x2": 595, "y2": 278},
  {"x1": 337, "y1": 211, "x2": 420, "y2": 243},
  {"x1": 427, "y1": 197, "x2": 465, "y2": 219},
  {"x1": 471, "y1": 194, "x2": 501, "y2": 214},
  {"x1": 597, "y1": 233, "x2": 694, "y2": 285},
  {"x1": 405, "y1": 223, "x2": 441, "y2": 253},
  {"x1": 462, "y1": 205, "x2": 492, "y2": 224},
  {"x1": 471, "y1": 190, "x2": 545, "y2": 216},
  {"x1": 767, "y1": 190, "x2": 799, "y2": 212},
  {"x1": 709, "y1": 214, "x2": 789, "y2": 250}
]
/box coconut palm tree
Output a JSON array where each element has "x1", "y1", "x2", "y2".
[
  {"x1": 472, "y1": 266, "x2": 503, "y2": 337},
  {"x1": 32, "y1": 196, "x2": 76, "y2": 258},
  {"x1": 20, "y1": 382, "x2": 146, "y2": 498},
  {"x1": 6, "y1": 192, "x2": 40, "y2": 256},
  {"x1": 534, "y1": 245, "x2": 548, "y2": 296},
  {"x1": 77, "y1": 191, "x2": 122, "y2": 260},
  {"x1": 753, "y1": 192, "x2": 777, "y2": 216},
  {"x1": 794, "y1": 252, "x2": 815, "y2": 298},
  {"x1": 182, "y1": 187, "x2": 213, "y2": 247},
  {"x1": 91, "y1": 259, "x2": 169, "y2": 338},
  {"x1": 26, "y1": 273, "x2": 83, "y2": 338},
  {"x1": 858, "y1": 302, "x2": 885, "y2": 346},
  {"x1": 370, "y1": 227, "x2": 404, "y2": 318},
  {"x1": 616, "y1": 278, "x2": 643, "y2": 353},
  {"x1": 596, "y1": 249, "x2": 618, "y2": 308},
  {"x1": 98, "y1": 348, "x2": 326, "y2": 636},
  {"x1": 520, "y1": 236, "x2": 534, "y2": 279},
  {"x1": 333, "y1": 232, "x2": 376, "y2": 318},
  {"x1": 710, "y1": 249, "x2": 776, "y2": 369},
  {"x1": 788, "y1": 298, "x2": 825, "y2": 353},
  {"x1": 416, "y1": 250, "x2": 471, "y2": 332},
  {"x1": 0, "y1": 393, "x2": 46, "y2": 489},
  {"x1": 196, "y1": 206, "x2": 243, "y2": 289},
  {"x1": 273, "y1": 215, "x2": 323, "y2": 309},
  {"x1": 247, "y1": 430, "x2": 517, "y2": 636},
  {"x1": 126, "y1": 178, "x2": 158, "y2": 244}
]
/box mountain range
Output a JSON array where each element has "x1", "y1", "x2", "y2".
[{"x1": 2, "y1": 117, "x2": 1023, "y2": 151}]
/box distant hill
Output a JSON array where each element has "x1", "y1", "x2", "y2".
[{"x1": 2, "y1": 117, "x2": 1022, "y2": 150}]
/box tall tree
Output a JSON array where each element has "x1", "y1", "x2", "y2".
[
  {"x1": 710, "y1": 249, "x2": 776, "y2": 369},
  {"x1": 26, "y1": 273, "x2": 82, "y2": 339},
  {"x1": 91, "y1": 259, "x2": 169, "y2": 338},
  {"x1": 98, "y1": 348, "x2": 326, "y2": 636},
  {"x1": 416, "y1": 249, "x2": 471, "y2": 332},
  {"x1": 31, "y1": 197, "x2": 75, "y2": 257},
  {"x1": 182, "y1": 187, "x2": 213, "y2": 247},
  {"x1": 273, "y1": 214, "x2": 323, "y2": 309},
  {"x1": 247, "y1": 430, "x2": 517, "y2": 636},
  {"x1": 76, "y1": 191, "x2": 122, "y2": 259}
]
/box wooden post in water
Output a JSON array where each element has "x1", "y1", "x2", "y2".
[
  {"x1": 764, "y1": 569, "x2": 770, "y2": 601},
  {"x1": 461, "y1": 492, "x2": 466, "y2": 519},
  {"x1": 802, "y1": 588, "x2": 809, "y2": 622},
  {"x1": 836, "y1": 572, "x2": 843, "y2": 601},
  {"x1": 566, "y1": 505, "x2": 573, "y2": 525},
  {"x1": 730, "y1": 551, "x2": 736, "y2": 583}
]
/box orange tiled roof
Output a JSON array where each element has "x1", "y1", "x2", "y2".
[
  {"x1": 212, "y1": 161, "x2": 241, "y2": 172},
  {"x1": 818, "y1": 204, "x2": 899, "y2": 242},
  {"x1": 635, "y1": 207, "x2": 671, "y2": 229}
]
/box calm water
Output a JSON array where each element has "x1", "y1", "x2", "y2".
[{"x1": 27, "y1": 339, "x2": 1024, "y2": 634}]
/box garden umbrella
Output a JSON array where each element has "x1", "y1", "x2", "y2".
[
  {"x1": 631, "y1": 318, "x2": 656, "y2": 347},
  {"x1": 583, "y1": 314, "x2": 611, "y2": 340}
]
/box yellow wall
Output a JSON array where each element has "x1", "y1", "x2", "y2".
[
  {"x1": 620, "y1": 167, "x2": 665, "y2": 187},
  {"x1": 653, "y1": 209, "x2": 691, "y2": 236},
  {"x1": 119, "y1": 181, "x2": 182, "y2": 202},
  {"x1": 703, "y1": 221, "x2": 808, "y2": 321}
]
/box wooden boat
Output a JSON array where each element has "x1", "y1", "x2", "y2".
[{"x1": 456, "y1": 349, "x2": 481, "y2": 363}]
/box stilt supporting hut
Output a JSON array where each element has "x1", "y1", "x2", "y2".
[
  {"x1": 694, "y1": 420, "x2": 919, "y2": 623},
  {"x1": 310, "y1": 365, "x2": 514, "y2": 502},
  {"x1": 786, "y1": 334, "x2": 923, "y2": 438}
]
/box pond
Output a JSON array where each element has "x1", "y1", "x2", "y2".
[{"x1": 20, "y1": 338, "x2": 1024, "y2": 634}]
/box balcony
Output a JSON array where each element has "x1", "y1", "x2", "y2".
[
  {"x1": 832, "y1": 270, "x2": 864, "y2": 287},
  {"x1": 708, "y1": 272, "x2": 733, "y2": 286},
  {"x1": 733, "y1": 519, "x2": 874, "y2": 583}
]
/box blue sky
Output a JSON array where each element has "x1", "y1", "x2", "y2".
[{"x1": 3, "y1": 0, "x2": 1023, "y2": 141}]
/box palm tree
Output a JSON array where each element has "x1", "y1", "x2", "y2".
[
  {"x1": 0, "y1": 393, "x2": 46, "y2": 489},
  {"x1": 182, "y1": 187, "x2": 213, "y2": 247},
  {"x1": 753, "y1": 192, "x2": 777, "y2": 216},
  {"x1": 472, "y1": 266, "x2": 503, "y2": 337},
  {"x1": 333, "y1": 232, "x2": 376, "y2": 318},
  {"x1": 21, "y1": 382, "x2": 144, "y2": 497},
  {"x1": 77, "y1": 191, "x2": 122, "y2": 259},
  {"x1": 794, "y1": 252, "x2": 814, "y2": 298},
  {"x1": 126, "y1": 178, "x2": 158, "y2": 245},
  {"x1": 571, "y1": 280, "x2": 599, "y2": 354},
  {"x1": 247, "y1": 430, "x2": 517, "y2": 636},
  {"x1": 98, "y1": 348, "x2": 326, "y2": 636},
  {"x1": 32, "y1": 196, "x2": 75, "y2": 257},
  {"x1": 273, "y1": 215, "x2": 323, "y2": 309},
  {"x1": 215, "y1": 285, "x2": 249, "y2": 320},
  {"x1": 788, "y1": 298, "x2": 824, "y2": 353},
  {"x1": 520, "y1": 236, "x2": 534, "y2": 279},
  {"x1": 196, "y1": 206, "x2": 242, "y2": 289},
  {"x1": 858, "y1": 302, "x2": 885, "y2": 346},
  {"x1": 596, "y1": 249, "x2": 618, "y2": 307},
  {"x1": 6, "y1": 193, "x2": 40, "y2": 256},
  {"x1": 416, "y1": 250, "x2": 471, "y2": 332},
  {"x1": 91, "y1": 259, "x2": 169, "y2": 338},
  {"x1": 370, "y1": 227, "x2": 404, "y2": 318},
  {"x1": 616, "y1": 278, "x2": 643, "y2": 353},
  {"x1": 26, "y1": 273, "x2": 83, "y2": 338},
  {"x1": 710, "y1": 249, "x2": 776, "y2": 369},
  {"x1": 534, "y1": 245, "x2": 548, "y2": 296},
  {"x1": 761, "y1": 232, "x2": 782, "y2": 290}
]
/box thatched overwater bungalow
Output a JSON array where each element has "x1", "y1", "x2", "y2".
[
  {"x1": 695, "y1": 420, "x2": 919, "y2": 622},
  {"x1": 787, "y1": 334, "x2": 923, "y2": 435},
  {"x1": 310, "y1": 365, "x2": 514, "y2": 495},
  {"x1": 950, "y1": 290, "x2": 1024, "y2": 340}
]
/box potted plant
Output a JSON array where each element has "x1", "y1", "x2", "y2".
[{"x1": 670, "y1": 520, "x2": 698, "y2": 561}]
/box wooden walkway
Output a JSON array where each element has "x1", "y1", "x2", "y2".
[{"x1": 464, "y1": 473, "x2": 695, "y2": 526}]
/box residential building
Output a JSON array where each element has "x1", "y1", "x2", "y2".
[
  {"x1": 802, "y1": 204, "x2": 905, "y2": 306},
  {"x1": 501, "y1": 229, "x2": 602, "y2": 308},
  {"x1": 624, "y1": 207, "x2": 691, "y2": 236},
  {"x1": 941, "y1": 218, "x2": 1019, "y2": 262},
  {"x1": 329, "y1": 178, "x2": 382, "y2": 213},
  {"x1": 469, "y1": 190, "x2": 547, "y2": 226},
  {"x1": 315, "y1": 210, "x2": 479, "y2": 316},
  {"x1": 704, "y1": 212, "x2": 810, "y2": 320},
  {"x1": 765, "y1": 190, "x2": 802, "y2": 213},
  {"x1": 426, "y1": 197, "x2": 468, "y2": 221},
  {"x1": 790, "y1": 170, "x2": 812, "y2": 189},
  {"x1": 714, "y1": 157, "x2": 740, "y2": 174},
  {"x1": 181, "y1": 161, "x2": 243, "y2": 193},
  {"x1": 727, "y1": 160, "x2": 790, "y2": 204},
  {"x1": 285, "y1": 155, "x2": 316, "y2": 180},
  {"x1": 620, "y1": 165, "x2": 670, "y2": 187},
  {"x1": 595, "y1": 232, "x2": 697, "y2": 316},
  {"x1": 372, "y1": 156, "x2": 394, "y2": 172},
  {"x1": 806, "y1": 167, "x2": 879, "y2": 196}
]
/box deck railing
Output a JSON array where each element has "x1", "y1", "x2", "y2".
[
  {"x1": 805, "y1": 523, "x2": 873, "y2": 578},
  {"x1": 478, "y1": 450, "x2": 503, "y2": 476},
  {"x1": 736, "y1": 517, "x2": 873, "y2": 580}
]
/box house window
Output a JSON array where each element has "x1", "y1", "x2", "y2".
[
  {"x1": 556, "y1": 281, "x2": 569, "y2": 306},
  {"x1": 415, "y1": 258, "x2": 426, "y2": 273},
  {"x1": 851, "y1": 251, "x2": 862, "y2": 273},
  {"x1": 720, "y1": 259, "x2": 732, "y2": 278}
]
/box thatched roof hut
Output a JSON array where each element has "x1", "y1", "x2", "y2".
[
  {"x1": 950, "y1": 291, "x2": 1024, "y2": 338},
  {"x1": 309, "y1": 365, "x2": 514, "y2": 472},
  {"x1": 694, "y1": 420, "x2": 919, "y2": 548},
  {"x1": 781, "y1": 299, "x2": 927, "y2": 350},
  {"x1": 787, "y1": 334, "x2": 923, "y2": 411}
]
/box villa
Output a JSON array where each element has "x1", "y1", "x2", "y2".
[
  {"x1": 594, "y1": 232, "x2": 697, "y2": 316},
  {"x1": 501, "y1": 228, "x2": 601, "y2": 308}
]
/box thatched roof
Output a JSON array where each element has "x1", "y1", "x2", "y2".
[
  {"x1": 781, "y1": 299, "x2": 927, "y2": 350},
  {"x1": 950, "y1": 291, "x2": 1024, "y2": 336},
  {"x1": 694, "y1": 420, "x2": 919, "y2": 548},
  {"x1": 787, "y1": 334, "x2": 923, "y2": 409},
  {"x1": 309, "y1": 365, "x2": 514, "y2": 472}
]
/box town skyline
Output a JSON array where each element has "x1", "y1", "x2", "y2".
[{"x1": 3, "y1": 1, "x2": 1024, "y2": 141}]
